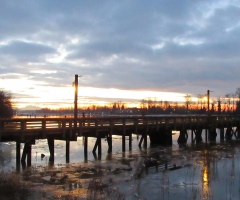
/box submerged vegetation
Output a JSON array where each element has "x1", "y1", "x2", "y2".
[
  {"x1": 1, "y1": 140, "x2": 240, "y2": 199},
  {"x1": 0, "y1": 171, "x2": 30, "y2": 200}
]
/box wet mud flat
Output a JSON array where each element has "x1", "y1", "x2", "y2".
[{"x1": 2, "y1": 140, "x2": 240, "y2": 200}]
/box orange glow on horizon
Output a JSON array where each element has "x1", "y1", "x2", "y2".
[{"x1": 1, "y1": 77, "x2": 196, "y2": 109}]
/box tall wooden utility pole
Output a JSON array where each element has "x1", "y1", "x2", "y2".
[
  {"x1": 74, "y1": 74, "x2": 81, "y2": 133},
  {"x1": 74, "y1": 74, "x2": 78, "y2": 121},
  {"x1": 207, "y1": 90, "x2": 210, "y2": 112}
]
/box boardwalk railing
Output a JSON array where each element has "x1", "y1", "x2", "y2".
[
  {"x1": 1, "y1": 115, "x2": 240, "y2": 167},
  {"x1": 0, "y1": 115, "x2": 240, "y2": 137}
]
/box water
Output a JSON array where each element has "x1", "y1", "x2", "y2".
[{"x1": 1, "y1": 130, "x2": 240, "y2": 199}]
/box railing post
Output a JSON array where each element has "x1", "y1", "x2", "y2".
[
  {"x1": 62, "y1": 120, "x2": 66, "y2": 138},
  {"x1": 21, "y1": 120, "x2": 26, "y2": 141},
  {"x1": 95, "y1": 119, "x2": 98, "y2": 136},
  {"x1": 42, "y1": 119, "x2": 46, "y2": 138},
  {"x1": 134, "y1": 118, "x2": 138, "y2": 134},
  {"x1": 69, "y1": 121, "x2": 72, "y2": 138}
]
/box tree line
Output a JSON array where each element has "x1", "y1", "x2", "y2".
[{"x1": 1, "y1": 87, "x2": 240, "y2": 118}]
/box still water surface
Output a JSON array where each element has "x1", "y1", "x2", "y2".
[{"x1": 1, "y1": 130, "x2": 240, "y2": 199}]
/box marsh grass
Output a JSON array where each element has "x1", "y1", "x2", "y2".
[
  {"x1": 87, "y1": 178, "x2": 125, "y2": 200},
  {"x1": 0, "y1": 171, "x2": 30, "y2": 200}
]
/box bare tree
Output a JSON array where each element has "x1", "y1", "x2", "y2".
[{"x1": 185, "y1": 94, "x2": 192, "y2": 112}]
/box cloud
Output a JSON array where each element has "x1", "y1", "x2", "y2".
[
  {"x1": 0, "y1": 0, "x2": 240, "y2": 107},
  {"x1": 0, "y1": 40, "x2": 56, "y2": 61}
]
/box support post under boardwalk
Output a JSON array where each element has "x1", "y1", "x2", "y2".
[
  {"x1": 237, "y1": 126, "x2": 240, "y2": 139},
  {"x1": 205, "y1": 129, "x2": 208, "y2": 142},
  {"x1": 66, "y1": 140, "x2": 70, "y2": 163},
  {"x1": 129, "y1": 133, "x2": 132, "y2": 150},
  {"x1": 47, "y1": 139, "x2": 54, "y2": 163},
  {"x1": 27, "y1": 144, "x2": 32, "y2": 167},
  {"x1": 191, "y1": 130, "x2": 193, "y2": 143},
  {"x1": 138, "y1": 134, "x2": 144, "y2": 147},
  {"x1": 225, "y1": 127, "x2": 233, "y2": 140},
  {"x1": 93, "y1": 136, "x2": 102, "y2": 159},
  {"x1": 84, "y1": 136, "x2": 88, "y2": 161},
  {"x1": 177, "y1": 129, "x2": 188, "y2": 144},
  {"x1": 122, "y1": 135, "x2": 126, "y2": 152},
  {"x1": 220, "y1": 128, "x2": 224, "y2": 141},
  {"x1": 21, "y1": 143, "x2": 32, "y2": 166},
  {"x1": 143, "y1": 134, "x2": 147, "y2": 148},
  {"x1": 208, "y1": 128, "x2": 217, "y2": 143},
  {"x1": 149, "y1": 128, "x2": 172, "y2": 146},
  {"x1": 107, "y1": 136, "x2": 112, "y2": 153},
  {"x1": 97, "y1": 137, "x2": 101, "y2": 157},
  {"x1": 195, "y1": 129, "x2": 203, "y2": 144},
  {"x1": 16, "y1": 142, "x2": 21, "y2": 167}
]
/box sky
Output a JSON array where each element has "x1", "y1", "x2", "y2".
[{"x1": 0, "y1": 0, "x2": 240, "y2": 109}]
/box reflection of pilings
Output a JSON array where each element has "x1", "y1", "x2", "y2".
[{"x1": 66, "y1": 140, "x2": 70, "y2": 163}]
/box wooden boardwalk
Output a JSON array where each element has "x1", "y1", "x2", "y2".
[{"x1": 0, "y1": 115, "x2": 240, "y2": 167}]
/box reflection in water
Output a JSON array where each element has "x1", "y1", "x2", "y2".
[
  {"x1": 202, "y1": 150, "x2": 210, "y2": 199},
  {"x1": 2, "y1": 132, "x2": 240, "y2": 199}
]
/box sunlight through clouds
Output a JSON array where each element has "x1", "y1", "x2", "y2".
[{"x1": 0, "y1": 0, "x2": 239, "y2": 108}]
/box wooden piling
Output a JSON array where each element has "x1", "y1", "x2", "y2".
[
  {"x1": 21, "y1": 143, "x2": 27, "y2": 163},
  {"x1": 220, "y1": 128, "x2": 224, "y2": 141},
  {"x1": 97, "y1": 137, "x2": 101, "y2": 157},
  {"x1": 143, "y1": 134, "x2": 147, "y2": 148},
  {"x1": 191, "y1": 130, "x2": 193, "y2": 143},
  {"x1": 47, "y1": 139, "x2": 54, "y2": 162},
  {"x1": 122, "y1": 135, "x2": 126, "y2": 151},
  {"x1": 138, "y1": 134, "x2": 144, "y2": 147},
  {"x1": 93, "y1": 136, "x2": 102, "y2": 158},
  {"x1": 107, "y1": 136, "x2": 112, "y2": 153},
  {"x1": 16, "y1": 142, "x2": 21, "y2": 165},
  {"x1": 129, "y1": 133, "x2": 132, "y2": 150},
  {"x1": 27, "y1": 144, "x2": 31, "y2": 167},
  {"x1": 66, "y1": 140, "x2": 70, "y2": 163},
  {"x1": 84, "y1": 136, "x2": 88, "y2": 161}
]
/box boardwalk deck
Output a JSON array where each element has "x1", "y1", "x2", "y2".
[{"x1": 0, "y1": 115, "x2": 240, "y2": 167}]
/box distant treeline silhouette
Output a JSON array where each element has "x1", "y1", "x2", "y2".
[{"x1": 2, "y1": 87, "x2": 240, "y2": 118}]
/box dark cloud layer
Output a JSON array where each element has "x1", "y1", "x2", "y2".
[{"x1": 1, "y1": 0, "x2": 240, "y2": 100}]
